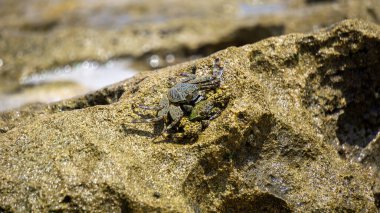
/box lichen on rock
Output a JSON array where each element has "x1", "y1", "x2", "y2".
[{"x1": 0, "y1": 19, "x2": 380, "y2": 212}]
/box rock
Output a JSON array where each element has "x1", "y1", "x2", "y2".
[
  {"x1": 0, "y1": 19, "x2": 379, "y2": 211},
  {"x1": 1, "y1": 0, "x2": 380, "y2": 94}
]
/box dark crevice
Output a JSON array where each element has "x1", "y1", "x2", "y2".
[
  {"x1": 306, "y1": 64, "x2": 380, "y2": 148},
  {"x1": 301, "y1": 29, "x2": 380, "y2": 149},
  {"x1": 315, "y1": 64, "x2": 380, "y2": 148},
  {"x1": 48, "y1": 76, "x2": 149, "y2": 112},
  {"x1": 49, "y1": 85, "x2": 125, "y2": 112},
  {"x1": 48, "y1": 210, "x2": 63, "y2": 213},
  {"x1": 61, "y1": 195, "x2": 72, "y2": 203},
  {"x1": 374, "y1": 193, "x2": 380, "y2": 209},
  {"x1": 221, "y1": 193, "x2": 291, "y2": 213},
  {"x1": 21, "y1": 19, "x2": 59, "y2": 32},
  {"x1": 0, "y1": 206, "x2": 11, "y2": 213},
  {"x1": 120, "y1": 198, "x2": 133, "y2": 213},
  {"x1": 335, "y1": 67, "x2": 380, "y2": 147}
]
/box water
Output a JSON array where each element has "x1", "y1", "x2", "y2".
[
  {"x1": 239, "y1": 2, "x2": 287, "y2": 17},
  {"x1": 22, "y1": 59, "x2": 136, "y2": 90},
  {"x1": 0, "y1": 59, "x2": 136, "y2": 111}
]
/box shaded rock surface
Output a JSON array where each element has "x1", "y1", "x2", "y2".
[{"x1": 0, "y1": 19, "x2": 379, "y2": 212}]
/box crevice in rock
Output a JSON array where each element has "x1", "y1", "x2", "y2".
[
  {"x1": 304, "y1": 62, "x2": 380, "y2": 149},
  {"x1": 301, "y1": 29, "x2": 380, "y2": 149},
  {"x1": 374, "y1": 192, "x2": 380, "y2": 209},
  {"x1": 49, "y1": 85, "x2": 125, "y2": 111},
  {"x1": 335, "y1": 66, "x2": 380, "y2": 148},
  {"x1": 120, "y1": 198, "x2": 133, "y2": 213},
  {"x1": 0, "y1": 128, "x2": 8, "y2": 134},
  {"x1": 0, "y1": 206, "x2": 11, "y2": 213},
  {"x1": 48, "y1": 76, "x2": 149, "y2": 112},
  {"x1": 220, "y1": 193, "x2": 291, "y2": 213},
  {"x1": 48, "y1": 210, "x2": 64, "y2": 213},
  {"x1": 298, "y1": 31, "x2": 380, "y2": 209},
  {"x1": 61, "y1": 195, "x2": 72, "y2": 203},
  {"x1": 21, "y1": 19, "x2": 59, "y2": 32}
]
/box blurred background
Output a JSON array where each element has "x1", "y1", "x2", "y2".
[{"x1": 0, "y1": 0, "x2": 379, "y2": 111}]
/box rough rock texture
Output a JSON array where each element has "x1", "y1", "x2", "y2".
[
  {"x1": 0, "y1": 19, "x2": 379, "y2": 212},
  {"x1": 1, "y1": 0, "x2": 379, "y2": 94}
]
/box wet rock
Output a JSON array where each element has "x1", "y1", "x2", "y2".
[{"x1": 0, "y1": 19, "x2": 379, "y2": 211}]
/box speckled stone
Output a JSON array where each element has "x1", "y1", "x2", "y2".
[{"x1": 0, "y1": 19, "x2": 379, "y2": 212}]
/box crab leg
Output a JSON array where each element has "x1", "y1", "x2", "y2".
[
  {"x1": 198, "y1": 81, "x2": 220, "y2": 90},
  {"x1": 179, "y1": 73, "x2": 197, "y2": 83},
  {"x1": 186, "y1": 76, "x2": 216, "y2": 84},
  {"x1": 212, "y1": 58, "x2": 223, "y2": 76},
  {"x1": 166, "y1": 105, "x2": 184, "y2": 130},
  {"x1": 131, "y1": 116, "x2": 165, "y2": 123},
  {"x1": 131, "y1": 96, "x2": 170, "y2": 123},
  {"x1": 137, "y1": 105, "x2": 163, "y2": 111}
]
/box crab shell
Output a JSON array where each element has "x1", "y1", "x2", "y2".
[{"x1": 167, "y1": 83, "x2": 199, "y2": 103}]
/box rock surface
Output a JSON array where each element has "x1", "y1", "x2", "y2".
[
  {"x1": 1, "y1": 0, "x2": 380, "y2": 112},
  {"x1": 1, "y1": 0, "x2": 380, "y2": 94},
  {"x1": 0, "y1": 19, "x2": 379, "y2": 212}
]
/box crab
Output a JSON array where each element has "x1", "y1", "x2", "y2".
[{"x1": 131, "y1": 58, "x2": 224, "y2": 134}]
